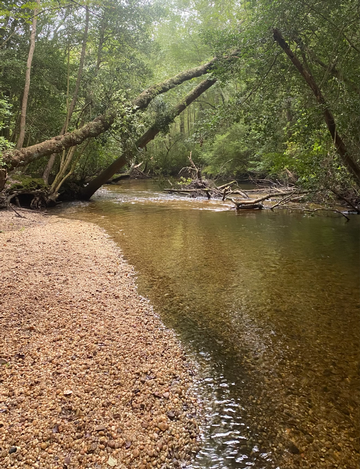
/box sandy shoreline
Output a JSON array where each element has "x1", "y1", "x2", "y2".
[{"x1": 0, "y1": 208, "x2": 200, "y2": 468}]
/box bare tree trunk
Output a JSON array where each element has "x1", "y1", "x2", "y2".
[
  {"x1": 80, "y1": 78, "x2": 217, "y2": 199},
  {"x1": 16, "y1": 0, "x2": 40, "y2": 149},
  {"x1": 273, "y1": 28, "x2": 360, "y2": 186},
  {"x1": 50, "y1": 141, "x2": 90, "y2": 198},
  {"x1": 43, "y1": 7, "x2": 90, "y2": 184}
]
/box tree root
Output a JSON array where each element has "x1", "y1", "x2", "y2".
[{"x1": 1, "y1": 188, "x2": 52, "y2": 210}]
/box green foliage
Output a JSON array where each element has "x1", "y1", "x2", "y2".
[
  {"x1": 201, "y1": 122, "x2": 252, "y2": 177},
  {"x1": 0, "y1": 97, "x2": 13, "y2": 157},
  {"x1": 177, "y1": 176, "x2": 193, "y2": 186},
  {"x1": 187, "y1": 0, "x2": 360, "y2": 187},
  {"x1": 1, "y1": 0, "x2": 161, "y2": 178},
  {"x1": 9, "y1": 176, "x2": 46, "y2": 190},
  {"x1": 1, "y1": 0, "x2": 359, "y2": 191},
  {"x1": 74, "y1": 139, "x2": 117, "y2": 183},
  {"x1": 144, "y1": 132, "x2": 197, "y2": 176}
]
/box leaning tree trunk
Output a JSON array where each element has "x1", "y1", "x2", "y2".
[
  {"x1": 2, "y1": 51, "x2": 240, "y2": 171},
  {"x1": 273, "y1": 28, "x2": 360, "y2": 186},
  {"x1": 80, "y1": 78, "x2": 217, "y2": 199},
  {"x1": 16, "y1": 0, "x2": 40, "y2": 149}
]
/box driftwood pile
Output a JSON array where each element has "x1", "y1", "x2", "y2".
[
  {"x1": 164, "y1": 179, "x2": 236, "y2": 200},
  {"x1": 164, "y1": 179, "x2": 359, "y2": 220}
]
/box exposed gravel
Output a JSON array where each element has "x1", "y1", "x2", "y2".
[{"x1": 0, "y1": 208, "x2": 200, "y2": 468}]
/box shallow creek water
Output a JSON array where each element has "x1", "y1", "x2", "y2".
[{"x1": 57, "y1": 180, "x2": 360, "y2": 469}]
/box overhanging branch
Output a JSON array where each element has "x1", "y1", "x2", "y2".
[
  {"x1": 2, "y1": 54, "x2": 232, "y2": 171},
  {"x1": 80, "y1": 78, "x2": 217, "y2": 199},
  {"x1": 273, "y1": 28, "x2": 360, "y2": 185}
]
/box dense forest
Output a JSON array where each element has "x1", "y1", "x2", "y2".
[{"x1": 0, "y1": 0, "x2": 359, "y2": 206}]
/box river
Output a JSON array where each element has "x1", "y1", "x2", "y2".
[{"x1": 57, "y1": 180, "x2": 360, "y2": 469}]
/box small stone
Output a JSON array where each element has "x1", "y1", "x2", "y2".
[
  {"x1": 158, "y1": 422, "x2": 168, "y2": 432},
  {"x1": 162, "y1": 392, "x2": 170, "y2": 399},
  {"x1": 88, "y1": 442, "x2": 98, "y2": 453},
  {"x1": 107, "y1": 455, "x2": 117, "y2": 467},
  {"x1": 63, "y1": 390, "x2": 72, "y2": 396},
  {"x1": 95, "y1": 425, "x2": 106, "y2": 432},
  {"x1": 287, "y1": 441, "x2": 300, "y2": 454},
  {"x1": 9, "y1": 447, "x2": 17, "y2": 454},
  {"x1": 167, "y1": 411, "x2": 176, "y2": 420},
  {"x1": 125, "y1": 440, "x2": 132, "y2": 449}
]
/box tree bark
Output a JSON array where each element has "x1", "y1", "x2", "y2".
[
  {"x1": 138, "y1": 78, "x2": 216, "y2": 148},
  {"x1": 2, "y1": 57, "x2": 225, "y2": 171},
  {"x1": 273, "y1": 28, "x2": 360, "y2": 186},
  {"x1": 43, "y1": 7, "x2": 90, "y2": 184},
  {"x1": 80, "y1": 78, "x2": 217, "y2": 199},
  {"x1": 16, "y1": 0, "x2": 40, "y2": 149}
]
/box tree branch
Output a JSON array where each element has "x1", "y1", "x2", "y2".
[
  {"x1": 80, "y1": 78, "x2": 217, "y2": 199},
  {"x1": 2, "y1": 56, "x2": 228, "y2": 171},
  {"x1": 273, "y1": 28, "x2": 360, "y2": 186}
]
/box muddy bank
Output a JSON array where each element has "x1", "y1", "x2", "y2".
[{"x1": 0, "y1": 209, "x2": 200, "y2": 468}]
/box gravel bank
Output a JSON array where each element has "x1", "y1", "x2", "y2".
[{"x1": 0, "y1": 209, "x2": 200, "y2": 468}]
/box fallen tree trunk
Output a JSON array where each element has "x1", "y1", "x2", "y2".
[
  {"x1": 1, "y1": 56, "x2": 227, "y2": 171},
  {"x1": 227, "y1": 193, "x2": 275, "y2": 205},
  {"x1": 107, "y1": 174, "x2": 131, "y2": 183},
  {"x1": 226, "y1": 197, "x2": 264, "y2": 210},
  {"x1": 226, "y1": 189, "x2": 310, "y2": 210},
  {"x1": 80, "y1": 78, "x2": 216, "y2": 199}
]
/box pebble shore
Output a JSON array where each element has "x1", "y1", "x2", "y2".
[{"x1": 0, "y1": 209, "x2": 200, "y2": 468}]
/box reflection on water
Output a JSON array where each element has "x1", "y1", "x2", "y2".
[{"x1": 57, "y1": 181, "x2": 360, "y2": 469}]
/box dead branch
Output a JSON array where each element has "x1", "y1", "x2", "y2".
[
  {"x1": 216, "y1": 181, "x2": 237, "y2": 190},
  {"x1": 8, "y1": 203, "x2": 27, "y2": 218},
  {"x1": 188, "y1": 151, "x2": 202, "y2": 181},
  {"x1": 227, "y1": 189, "x2": 250, "y2": 198},
  {"x1": 226, "y1": 197, "x2": 263, "y2": 210},
  {"x1": 328, "y1": 187, "x2": 360, "y2": 213},
  {"x1": 227, "y1": 193, "x2": 274, "y2": 205},
  {"x1": 270, "y1": 192, "x2": 299, "y2": 210},
  {"x1": 300, "y1": 207, "x2": 350, "y2": 221}
]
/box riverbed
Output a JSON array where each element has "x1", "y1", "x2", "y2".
[{"x1": 57, "y1": 180, "x2": 360, "y2": 469}]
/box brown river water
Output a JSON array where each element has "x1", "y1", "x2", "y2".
[{"x1": 57, "y1": 180, "x2": 360, "y2": 469}]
